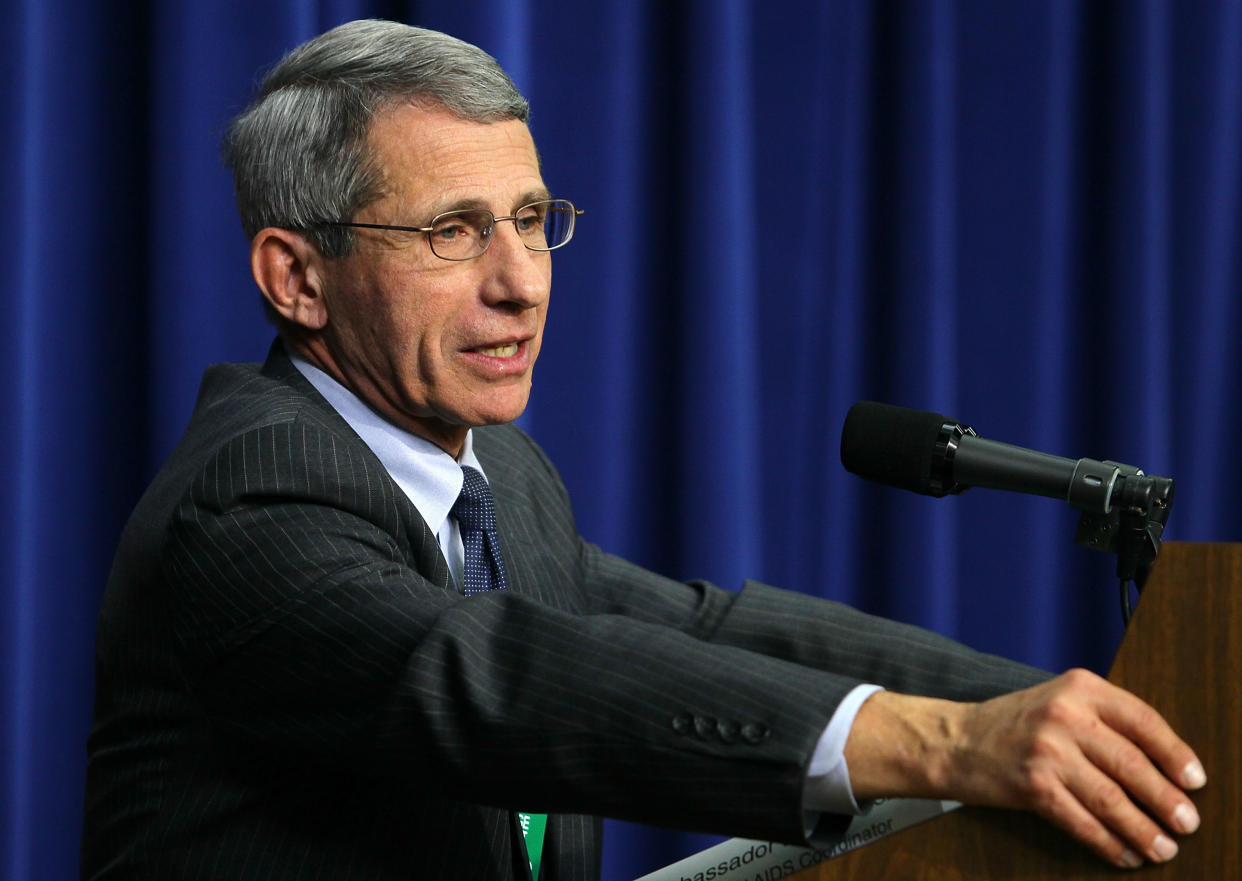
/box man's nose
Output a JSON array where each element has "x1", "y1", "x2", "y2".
[{"x1": 479, "y1": 221, "x2": 550, "y2": 308}]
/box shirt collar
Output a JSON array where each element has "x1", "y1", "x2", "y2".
[{"x1": 288, "y1": 350, "x2": 486, "y2": 536}]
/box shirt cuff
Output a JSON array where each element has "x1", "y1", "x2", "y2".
[{"x1": 802, "y1": 683, "x2": 884, "y2": 820}]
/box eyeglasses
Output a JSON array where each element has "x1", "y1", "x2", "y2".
[{"x1": 316, "y1": 198, "x2": 583, "y2": 261}]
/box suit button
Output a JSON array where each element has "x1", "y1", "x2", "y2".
[
  {"x1": 741, "y1": 722, "x2": 770, "y2": 744},
  {"x1": 671, "y1": 712, "x2": 694, "y2": 735},
  {"x1": 717, "y1": 720, "x2": 741, "y2": 743},
  {"x1": 693, "y1": 715, "x2": 716, "y2": 740}
]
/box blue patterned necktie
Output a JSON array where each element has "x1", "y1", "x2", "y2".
[
  {"x1": 452, "y1": 466, "x2": 545, "y2": 872},
  {"x1": 451, "y1": 465, "x2": 509, "y2": 595}
]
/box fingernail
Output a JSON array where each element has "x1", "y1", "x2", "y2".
[
  {"x1": 1118, "y1": 849, "x2": 1143, "y2": 869},
  {"x1": 1181, "y1": 760, "x2": 1206, "y2": 789},
  {"x1": 1151, "y1": 834, "x2": 1178, "y2": 862},
  {"x1": 1173, "y1": 802, "x2": 1200, "y2": 834}
]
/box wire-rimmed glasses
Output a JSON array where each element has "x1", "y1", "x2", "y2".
[{"x1": 317, "y1": 198, "x2": 583, "y2": 261}]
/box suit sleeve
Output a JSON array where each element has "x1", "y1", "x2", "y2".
[{"x1": 481, "y1": 424, "x2": 1049, "y2": 703}]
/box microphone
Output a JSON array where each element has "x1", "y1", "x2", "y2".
[{"x1": 840, "y1": 401, "x2": 1166, "y2": 515}]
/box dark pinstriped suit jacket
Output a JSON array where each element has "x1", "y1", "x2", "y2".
[{"x1": 82, "y1": 344, "x2": 1046, "y2": 880}]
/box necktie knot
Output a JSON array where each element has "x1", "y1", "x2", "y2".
[
  {"x1": 451, "y1": 466, "x2": 498, "y2": 532},
  {"x1": 451, "y1": 466, "x2": 507, "y2": 595}
]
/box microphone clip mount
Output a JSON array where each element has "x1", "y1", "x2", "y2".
[{"x1": 1073, "y1": 464, "x2": 1175, "y2": 621}]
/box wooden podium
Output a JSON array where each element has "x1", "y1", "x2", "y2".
[{"x1": 792, "y1": 542, "x2": 1241, "y2": 879}]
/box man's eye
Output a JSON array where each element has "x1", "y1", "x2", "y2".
[
  {"x1": 515, "y1": 209, "x2": 545, "y2": 232},
  {"x1": 433, "y1": 222, "x2": 470, "y2": 240}
]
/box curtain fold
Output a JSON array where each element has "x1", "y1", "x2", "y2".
[{"x1": 4, "y1": 2, "x2": 1239, "y2": 879}]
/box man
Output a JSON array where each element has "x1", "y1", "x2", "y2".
[{"x1": 82, "y1": 20, "x2": 1204, "y2": 880}]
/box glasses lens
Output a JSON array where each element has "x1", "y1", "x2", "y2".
[
  {"x1": 515, "y1": 200, "x2": 576, "y2": 251},
  {"x1": 428, "y1": 209, "x2": 492, "y2": 260}
]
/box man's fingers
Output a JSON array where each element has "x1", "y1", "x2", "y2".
[
  {"x1": 1081, "y1": 725, "x2": 1201, "y2": 838},
  {"x1": 1063, "y1": 746, "x2": 1182, "y2": 866},
  {"x1": 1078, "y1": 674, "x2": 1206, "y2": 839},
  {"x1": 1090, "y1": 677, "x2": 1205, "y2": 793},
  {"x1": 1037, "y1": 775, "x2": 1145, "y2": 869}
]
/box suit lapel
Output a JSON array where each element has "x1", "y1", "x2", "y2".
[{"x1": 259, "y1": 341, "x2": 453, "y2": 591}]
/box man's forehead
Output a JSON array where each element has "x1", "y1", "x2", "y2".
[
  {"x1": 366, "y1": 103, "x2": 544, "y2": 214},
  {"x1": 369, "y1": 104, "x2": 538, "y2": 171}
]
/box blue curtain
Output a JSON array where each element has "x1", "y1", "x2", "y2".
[{"x1": 4, "y1": 2, "x2": 1240, "y2": 879}]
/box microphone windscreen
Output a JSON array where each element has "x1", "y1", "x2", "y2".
[{"x1": 840, "y1": 401, "x2": 951, "y2": 496}]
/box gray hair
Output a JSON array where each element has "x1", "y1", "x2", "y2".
[{"x1": 223, "y1": 19, "x2": 530, "y2": 258}]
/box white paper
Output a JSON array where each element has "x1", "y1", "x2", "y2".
[{"x1": 635, "y1": 798, "x2": 960, "y2": 881}]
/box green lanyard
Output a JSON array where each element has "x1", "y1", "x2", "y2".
[{"x1": 517, "y1": 812, "x2": 547, "y2": 880}]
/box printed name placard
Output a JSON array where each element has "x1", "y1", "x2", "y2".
[{"x1": 635, "y1": 798, "x2": 959, "y2": 881}]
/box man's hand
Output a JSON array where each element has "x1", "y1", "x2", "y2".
[{"x1": 843, "y1": 669, "x2": 1206, "y2": 869}]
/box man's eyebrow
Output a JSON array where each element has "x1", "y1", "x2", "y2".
[
  {"x1": 515, "y1": 188, "x2": 554, "y2": 209},
  {"x1": 411, "y1": 196, "x2": 488, "y2": 221},
  {"x1": 422, "y1": 189, "x2": 555, "y2": 220}
]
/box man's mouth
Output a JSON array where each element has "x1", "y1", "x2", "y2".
[{"x1": 471, "y1": 342, "x2": 520, "y2": 358}]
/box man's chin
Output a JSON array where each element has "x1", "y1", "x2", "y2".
[
  {"x1": 454, "y1": 390, "x2": 532, "y2": 429},
  {"x1": 469, "y1": 403, "x2": 529, "y2": 428},
  {"x1": 401, "y1": 386, "x2": 533, "y2": 448}
]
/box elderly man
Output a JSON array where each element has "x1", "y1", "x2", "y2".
[{"x1": 82, "y1": 20, "x2": 1203, "y2": 881}]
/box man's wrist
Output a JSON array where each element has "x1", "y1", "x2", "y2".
[{"x1": 842, "y1": 690, "x2": 968, "y2": 801}]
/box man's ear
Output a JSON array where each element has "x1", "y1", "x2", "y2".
[{"x1": 251, "y1": 228, "x2": 331, "y2": 330}]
